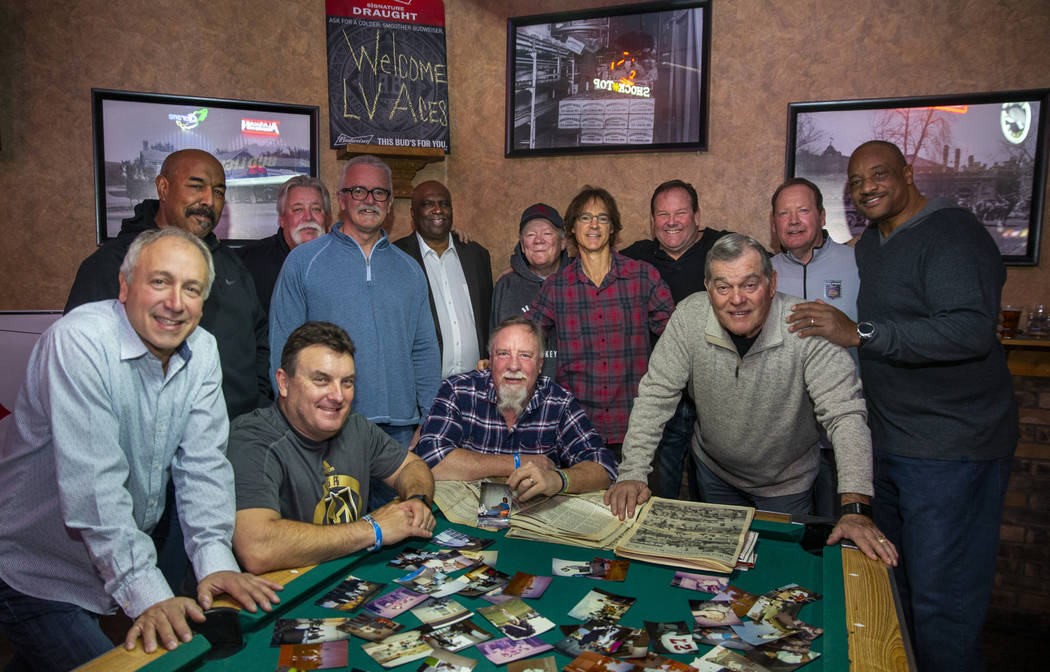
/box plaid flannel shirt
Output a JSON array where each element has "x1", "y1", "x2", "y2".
[{"x1": 530, "y1": 252, "x2": 674, "y2": 443}]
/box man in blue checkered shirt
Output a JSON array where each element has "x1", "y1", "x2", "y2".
[{"x1": 414, "y1": 317, "x2": 617, "y2": 500}]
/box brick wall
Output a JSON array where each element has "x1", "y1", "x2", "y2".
[{"x1": 993, "y1": 374, "x2": 1050, "y2": 629}]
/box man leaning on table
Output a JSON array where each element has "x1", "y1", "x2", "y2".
[
  {"x1": 414, "y1": 316, "x2": 618, "y2": 499},
  {"x1": 603, "y1": 233, "x2": 898, "y2": 566},
  {"x1": 0, "y1": 228, "x2": 281, "y2": 671},
  {"x1": 227, "y1": 321, "x2": 436, "y2": 575}
]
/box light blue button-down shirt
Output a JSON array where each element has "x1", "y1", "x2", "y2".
[{"x1": 0, "y1": 300, "x2": 238, "y2": 617}]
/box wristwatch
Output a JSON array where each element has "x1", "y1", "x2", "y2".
[
  {"x1": 856, "y1": 321, "x2": 876, "y2": 346},
  {"x1": 840, "y1": 501, "x2": 873, "y2": 518},
  {"x1": 407, "y1": 493, "x2": 432, "y2": 508}
]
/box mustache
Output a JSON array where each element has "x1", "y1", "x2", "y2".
[{"x1": 185, "y1": 205, "x2": 216, "y2": 224}]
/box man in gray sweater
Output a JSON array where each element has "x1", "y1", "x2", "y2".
[{"x1": 605, "y1": 233, "x2": 897, "y2": 566}]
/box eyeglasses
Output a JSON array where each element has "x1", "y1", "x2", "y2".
[
  {"x1": 577, "y1": 213, "x2": 611, "y2": 225},
  {"x1": 339, "y1": 185, "x2": 392, "y2": 202}
]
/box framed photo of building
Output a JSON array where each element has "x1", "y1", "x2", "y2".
[
  {"x1": 92, "y1": 89, "x2": 319, "y2": 244},
  {"x1": 786, "y1": 89, "x2": 1050, "y2": 265},
  {"x1": 506, "y1": 1, "x2": 711, "y2": 157}
]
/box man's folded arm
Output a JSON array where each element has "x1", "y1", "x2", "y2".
[{"x1": 232, "y1": 508, "x2": 379, "y2": 574}]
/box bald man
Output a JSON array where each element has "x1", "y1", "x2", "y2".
[
  {"x1": 394, "y1": 180, "x2": 493, "y2": 378},
  {"x1": 66, "y1": 149, "x2": 271, "y2": 419}
]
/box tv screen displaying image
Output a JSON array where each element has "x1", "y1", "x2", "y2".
[
  {"x1": 93, "y1": 89, "x2": 319, "y2": 243},
  {"x1": 507, "y1": 1, "x2": 710, "y2": 157}
]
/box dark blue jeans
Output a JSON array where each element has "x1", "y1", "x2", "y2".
[
  {"x1": 873, "y1": 451, "x2": 1011, "y2": 672},
  {"x1": 0, "y1": 577, "x2": 114, "y2": 671},
  {"x1": 694, "y1": 459, "x2": 812, "y2": 514},
  {"x1": 651, "y1": 398, "x2": 700, "y2": 499}
]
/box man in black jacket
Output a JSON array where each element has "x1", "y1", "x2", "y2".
[
  {"x1": 66, "y1": 148, "x2": 271, "y2": 420},
  {"x1": 620, "y1": 179, "x2": 730, "y2": 499},
  {"x1": 394, "y1": 180, "x2": 492, "y2": 379},
  {"x1": 237, "y1": 175, "x2": 332, "y2": 315}
]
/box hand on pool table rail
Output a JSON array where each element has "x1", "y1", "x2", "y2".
[
  {"x1": 123, "y1": 570, "x2": 282, "y2": 653},
  {"x1": 828, "y1": 514, "x2": 899, "y2": 566}
]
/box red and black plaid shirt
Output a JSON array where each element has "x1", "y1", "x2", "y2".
[{"x1": 530, "y1": 252, "x2": 674, "y2": 444}]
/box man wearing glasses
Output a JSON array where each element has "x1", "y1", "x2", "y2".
[
  {"x1": 269, "y1": 156, "x2": 441, "y2": 480},
  {"x1": 529, "y1": 186, "x2": 674, "y2": 456}
]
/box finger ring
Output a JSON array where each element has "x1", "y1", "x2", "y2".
[
  {"x1": 529, "y1": 477, "x2": 535, "y2": 485},
  {"x1": 810, "y1": 317, "x2": 815, "y2": 326},
  {"x1": 877, "y1": 537, "x2": 887, "y2": 543}
]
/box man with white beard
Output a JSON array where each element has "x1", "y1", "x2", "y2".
[
  {"x1": 414, "y1": 317, "x2": 617, "y2": 500},
  {"x1": 238, "y1": 175, "x2": 332, "y2": 315}
]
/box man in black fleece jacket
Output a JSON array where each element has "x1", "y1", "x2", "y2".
[
  {"x1": 788, "y1": 140, "x2": 1016, "y2": 672},
  {"x1": 66, "y1": 149, "x2": 271, "y2": 421}
]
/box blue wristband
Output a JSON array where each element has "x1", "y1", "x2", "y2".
[
  {"x1": 362, "y1": 514, "x2": 382, "y2": 551},
  {"x1": 514, "y1": 453, "x2": 521, "y2": 469}
]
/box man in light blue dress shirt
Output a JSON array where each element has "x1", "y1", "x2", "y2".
[{"x1": 0, "y1": 228, "x2": 281, "y2": 670}]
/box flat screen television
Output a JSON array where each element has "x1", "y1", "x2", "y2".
[{"x1": 92, "y1": 89, "x2": 320, "y2": 243}]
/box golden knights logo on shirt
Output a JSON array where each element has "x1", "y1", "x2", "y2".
[{"x1": 313, "y1": 460, "x2": 362, "y2": 525}]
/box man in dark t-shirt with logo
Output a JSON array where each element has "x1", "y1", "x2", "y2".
[{"x1": 227, "y1": 321, "x2": 435, "y2": 574}]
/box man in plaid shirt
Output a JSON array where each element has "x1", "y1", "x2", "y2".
[
  {"x1": 414, "y1": 317, "x2": 617, "y2": 500},
  {"x1": 529, "y1": 186, "x2": 674, "y2": 452}
]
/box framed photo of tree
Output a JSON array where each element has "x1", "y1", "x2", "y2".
[{"x1": 786, "y1": 90, "x2": 1050, "y2": 265}]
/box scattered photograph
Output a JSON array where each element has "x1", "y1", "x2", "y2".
[
  {"x1": 364, "y1": 587, "x2": 431, "y2": 619},
  {"x1": 711, "y1": 585, "x2": 758, "y2": 618},
  {"x1": 410, "y1": 597, "x2": 472, "y2": 628},
  {"x1": 479, "y1": 588, "x2": 514, "y2": 605},
  {"x1": 415, "y1": 648, "x2": 479, "y2": 672},
  {"x1": 478, "y1": 482, "x2": 514, "y2": 529},
  {"x1": 389, "y1": 548, "x2": 440, "y2": 570},
  {"x1": 315, "y1": 575, "x2": 385, "y2": 611},
  {"x1": 476, "y1": 636, "x2": 553, "y2": 665},
  {"x1": 691, "y1": 645, "x2": 768, "y2": 672},
  {"x1": 337, "y1": 613, "x2": 404, "y2": 642},
  {"x1": 563, "y1": 650, "x2": 641, "y2": 672},
  {"x1": 636, "y1": 652, "x2": 697, "y2": 672},
  {"x1": 458, "y1": 565, "x2": 512, "y2": 597},
  {"x1": 689, "y1": 599, "x2": 742, "y2": 628},
  {"x1": 745, "y1": 584, "x2": 821, "y2": 622},
  {"x1": 271, "y1": 618, "x2": 351, "y2": 646},
  {"x1": 460, "y1": 550, "x2": 498, "y2": 566},
  {"x1": 395, "y1": 567, "x2": 465, "y2": 596},
  {"x1": 692, "y1": 625, "x2": 752, "y2": 651},
  {"x1": 671, "y1": 572, "x2": 729, "y2": 594},
  {"x1": 589, "y1": 558, "x2": 629, "y2": 582},
  {"x1": 568, "y1": 588, "x2": 636, "y2": 623},
  {"x1": 419, "y1": 619, "x2": 494, "y2": 652},
  {"x1": 361, "y1": 629, "x2": 433, "y2": 668},
  {"x1": 503, "y1": 572, "x2": 553, "y2": 599},
  {"x1": 277, "y1": 640, "x2": 348, "y2": 669},
  {"x1": 477, "y1": 597, "x2": 555, "y2": 640},
  {"x1": 432, "y1": 529, "x2": 495, "y2": 551},
  {"x1": 389, "y1": 548, "x2": 478, "y2": 574},
  {"x1": 744, "y1": 646, "x2": 821, "y2": 671},
  {"x1": 507, "y1": 655, "x2": 558, "y2": 672},
  {"x1": 553, "y1": 558, "x2": 596, "y2": 577},
  {"x1": 554, "y1": 621, "x2": 632, "y2": 658},
  {"x1": 643, "y1": 621, "x2": 697, "y2": 655},
  {"x1": 729, "y1": 620, "x2": 799, "y2": 647}
]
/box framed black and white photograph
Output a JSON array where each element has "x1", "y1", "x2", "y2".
[
  {"x1": 92, "y1": 89, "x2": 319, "y2": 244},
  {"x1": 506, "y1": 1, "x2": 711, "y2": 157},
  {"x1": 786, "y1": 89, "x2": 1050, "y2": 265}
]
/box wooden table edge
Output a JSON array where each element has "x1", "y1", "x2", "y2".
[{"x1": 74, "y1": 565, "x2": 315, "y2": 672}]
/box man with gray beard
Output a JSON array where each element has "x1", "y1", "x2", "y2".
[
  {"x1": 414, "y1": 317, "x2": 617, "y2": 500},
  {"x1": 238, "y1": 175, "x2": 332, "y2": 315}
]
